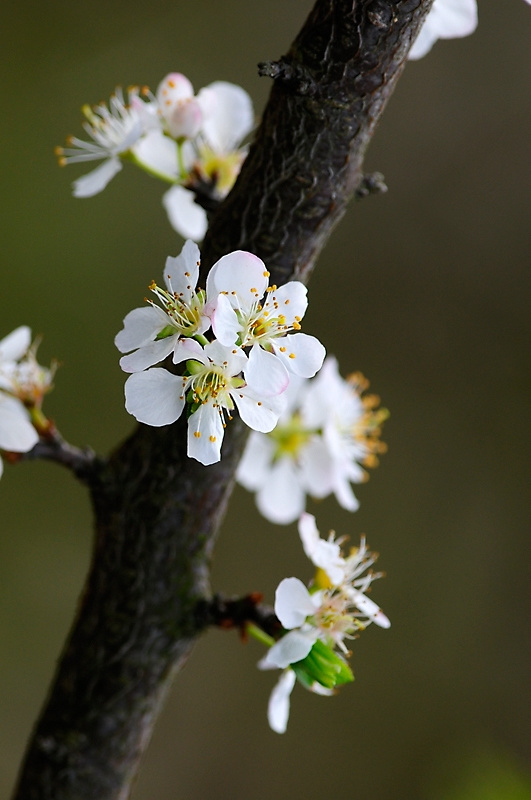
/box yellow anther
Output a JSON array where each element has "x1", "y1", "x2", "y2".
[
  {"x1": 209, "y1": 435, "x2": 217, "y2": 443},
  {"x1": 194, "y1": 431, "x2": 201, "y2": 439},
  {"x1": 288, "y1": 353, "x2": 296, "y2": 359}
]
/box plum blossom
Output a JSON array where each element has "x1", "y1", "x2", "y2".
[
  {"x1": 206, "y1": 251, "x2": 325, "y2": 393},
  {"x1": 55, "y1": 87, "x2": 156, "y2": 197},
  {"x1": 0, "y1": 326, "x2": 42, "y2": 479},
  {"x1": 237, "y1": 356, "x2": 387, "y2": 524},
  {"x1": 162, "y1": 79, "x2": 254, "y2": 240},
  {"x1": 57, "y1": 73, "x2": 254, "y2": 240},
  {"x1": 259, "y1": 513, "x2": 389, "y2": 732},
  {"x1": 115, "y1": 240, "x2": 211, "y2": 373},
  {"x1": 123, "y1": 339, "x2": 286, "y2": 466},
  {"x1": 408, "y1": 0, "x2": 478, "y2": 60}
]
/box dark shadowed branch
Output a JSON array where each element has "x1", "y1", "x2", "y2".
[{"x1": 13, "y1": 2, "x2": 432, "y2": 798}]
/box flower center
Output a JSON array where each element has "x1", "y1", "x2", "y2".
[
  {"x1": 149, "y1": 282, "x2": 204, "y2": 336},
  {"x1": 270, "y1": 414, "x2": 313, "y2": 459}
]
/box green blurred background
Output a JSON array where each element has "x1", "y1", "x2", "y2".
[{"x1": 1, "y1": 2, "x2": 530, "y2": 798}]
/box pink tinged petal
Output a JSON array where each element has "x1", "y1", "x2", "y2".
[
  {"x1": 162, "y1": 185, "x2": 207, "y2": 241},
  {"x1": 236, "y1": 432, "x2": 276, "y2": 490},
  {"x1": 115, "y1": 306, "x2": 169, "y2": 353},
  {"x1": 267, "y1": 670, "x2": 296, "y2": 734},
  {"x1": 196, "y1": 81, "x2": 254, "y2": 152},
  {"x1": 157, "y1": 73, "x2": 194, "y2": 104},
  {"x1": 119, "y1": 336, "x2": 176, "y2": 373},
  {"x1": 351, "y1": 590, "x2": 391, "y2": 629},
  {"x1": 124, "y1": 369, "x2": 185, "y2": 426},
  {"x1": 132, "y1": 130, "x2": 179, "y2": 180},
  {"x1": 164, "y1": 239, "x2": 201, "y2": 298},
  {"x1": 187, "y1": 402, "x2": 224, "y2": 465},
  {"x1": 0, "y1": 326, "x2": 31, "y2": 362},
  {"x1": 171, "y1": 336, "x2": 205, "y2": 365},
  {"x1": 271, "y1": 333, "x2": 326, "y2": 379},
  {"x1": 264, "y1": 281, "x2": 308, "y2": 322},
  {"x1": 206, "y1": 251, "x2": 269, "y2": 312},
  {"x1": 210, "y1": 292, "x2": 241, "y2": 346},
  {"x1": 265, "y1": 629, "x2": 318, "y2": 669},
  {"x1": 232, "y1": 388, "x2": 285, "y2": 433},
  {"x1": 72, "y1": 158, "x2": 123, "y2": 197},
  {"x1": 275, "y1": 577, "x2": 316, "y2": 629},
  {"x1": 0, "y1": 396, "x2": 39, "y2": 452},
  {"x1": 256, "y1": 457, "x2": 306, "y2": 525},
  {"x1": 245, "y1": 345, "x2": 289, "y2": 397}
]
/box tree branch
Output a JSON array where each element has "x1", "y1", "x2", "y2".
[{"x1": 13, "y1": 2, "x2": 432, "y2": 798}]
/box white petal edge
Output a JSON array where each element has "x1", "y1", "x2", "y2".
[
  {"x1": 267, "y1": 670, "x2": 297, "y2": 734},
  {"x1": 124, "y1": 369, "x2": 185, "y2": 426},
  {"x1": 72, "y1": 158, "x2": 123, "y2": 197}
]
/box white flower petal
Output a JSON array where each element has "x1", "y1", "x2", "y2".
[
  {"x1": 210, "y1": 292, "x2": 241, "y2": 346},
  {"x1": 408, "y1": 0, "x2": 478, "y2": 60},
  {"x1": 206, "y1": 251, "x2": 268, "y2": 312},
  {"x1": 264, "y1": 629, "x2": 318, "y2": 669},
  {"x1": 267, "y1": 670, "x2": 296, "y2": 734},
  {"x1": 164, "y1": 240, "x2": 201, "y2": 299},
  {"x1": 245, "y1": 345, "x2": 290, "y2": 398},
  {"x1": 298, "y1": 513, "x2": 346, "y2": 585},
  {"x1": 124, "y1": 369, "x2": 185, "y2": 426},
  {"x1": 256, "y1": 458, "x2": 306, "y2": 525},
  {"x1": 132, "y1": 129, "x2": 179, "y2": 181},
  {"x1": 119, "y1": 336, "x2": 176, "y2": 373},
  {"x1": 187, "y1": 401, "x2": 223, "y2": 465},
  {"x1": 0, "y1": 395, "x2": 39, "y2": 452},
  {"x1": 232, "y1": 387, "x2": 285, "y2": 433},
  {"x1": 271, "y1": 333, "x2": 325, "y2": 379},
  {"x1": 263, "y1": 281, "x2": 308, "y2": 323},
  {"x1": 236, "y1": 431, "x2": 276, "y2": 490},
  {"x1": 115, "y1": 306, "x2": 169, "y2": 353},
  {"x1": 162, "y1": 185, "x2": 208, "y2": 241},
  {"x1": 197, "y1": 81, "x2": 254, "y2": 152},
  {"x1": 0, "y1": 326, "x2": 31, "y2": 362},
  {"x1": 349, "y1": 590, "x2": 390, "y2": 629},
  {"x1": 72, "y1": 158, "x2": 123, "y2": 197},
  {"x1": 275, "y1": 577, "x2": 316, "y2": 629}
]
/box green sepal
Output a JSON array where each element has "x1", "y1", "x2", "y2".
[
  {"x1": 155, "y1": 325, "x2": 176, "y2": 341},
  {"x1": 292, "y1": 639, "x2": 354, "y2": 691}
]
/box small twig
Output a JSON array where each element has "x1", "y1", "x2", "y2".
[
  {"x1": 21, "y1": 429, "x2": 102, "y2": 483},
  {"x1": 197, "y1": 593, "x2": 281, "y2": 640}
]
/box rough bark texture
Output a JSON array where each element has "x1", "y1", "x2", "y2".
[{"x1": 13, "y1": 1, "x2": 431, "y2": 798}]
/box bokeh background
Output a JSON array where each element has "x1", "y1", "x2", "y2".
[{"x1": 1, "y1": 2, "x2": 530, "y2": 798}]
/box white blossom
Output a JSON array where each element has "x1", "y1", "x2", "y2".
[
  {"x1": 237, "y1": 356, "x2": 387, "y2": 524},
  {"x1": 162, "y1": 79, "x2": 254, "y2": 240},
  {"x1": 262, "y1": 513, "x2": 389, "y2": 670},
  {"x1": 0, "y1": 326, "x2": 41, "y2": 479},
  {"x1": 206, "y1": 250, "x2": 325, "y2": 392},
  {"x1": 259, "y1": 514, "x2": 388, "y2": 732},
  {"x1": 123, "y1": 339, "x2": 286, "y2": 466},
  {"x1": 408, "y1": 0, "x2": 478, "y2": 60},
  {"x1": 115, "y1": 240, "x2": 211, "y2": 373},
  {"x1": 55, "y1": 87, "x2": 154, "y2": 197}
]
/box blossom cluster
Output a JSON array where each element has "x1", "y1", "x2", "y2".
[
  {"x1": 116, "y1": 240, "x2": 325, "y2": 466},
  {"x1": 56, "y1": 73, "x2": 253, "y2": 240},
  {"x1": 0, "y1": 327, "x2": 54, "y2": 479},
  {"x1": 237, "y1": 356, "x2": 388, "y2": 524},
  {"x1": 258, "y1": 514, "x2": 389, "y2": 733}
]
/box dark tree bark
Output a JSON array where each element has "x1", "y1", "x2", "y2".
[{"x1": 13, "y1": 2, "x2": 432, "y2": 798}]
